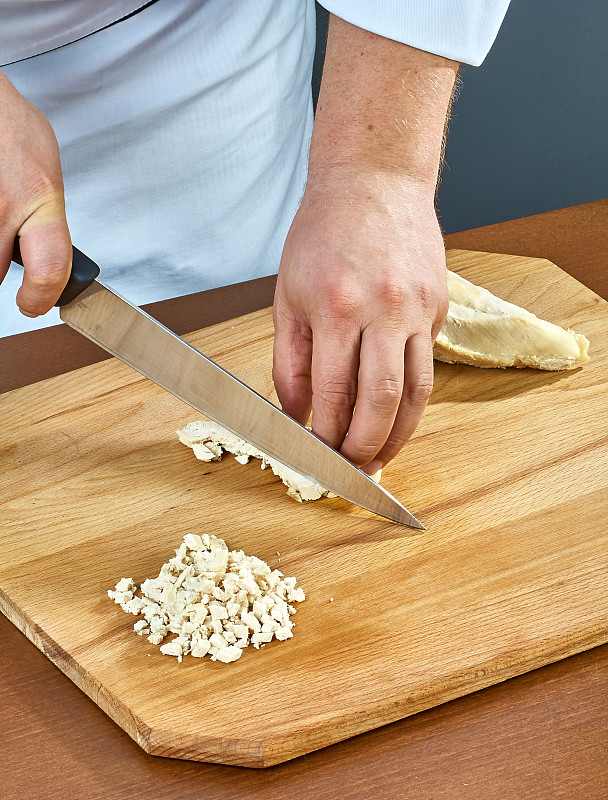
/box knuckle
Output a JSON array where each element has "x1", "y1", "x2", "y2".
[
  {"x1": 316, "y1": 377, "x2": 357, "y2": 410},
  {"x1": 366, "y1": 376, "x2": 402, "y2": 410},
  {"x1": 378, "y1": 282, "x2": 408, "y2": 312},
  {"x1": 375, "y1": 279, "x2": 448, "y2": 325},
  {"x1": 320, "y1": 286, "x2": 363, "y2": 322},
  {"x1": 406, "y1": 278, "x2": 449, "y2": 320},
  {"x1": 415, "y1": 281, "x2": 437, "y2": 315},
  {"x1": 26, "y1": 168, "x2": 63, "y2": 204},
  {"x1": 26, "y1": 261, "x2": 69, "y2": 291},
  {"x1": 405, "y1": 374, "x2": 434, "y2": 405}
]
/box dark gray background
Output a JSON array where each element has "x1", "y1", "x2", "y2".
[{"x1": 313, "y1": 1, "x2": 607, "y2": 234}]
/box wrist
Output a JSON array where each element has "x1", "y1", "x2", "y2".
[{"x1": 302, "y1": 164, "x2": 438, "y2": 212}]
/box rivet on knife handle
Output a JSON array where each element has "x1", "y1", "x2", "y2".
[{"x1": 12, "y1": 239, "x2": 100, "y2": 307}]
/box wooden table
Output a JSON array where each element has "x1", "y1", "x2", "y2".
[{"x1": 1, "y1": 201, "x2": 607, "y2": 799}]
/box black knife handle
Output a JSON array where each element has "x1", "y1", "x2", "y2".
[{"x1": 12, "y1": 238, "x2": 100, "y2": 307}]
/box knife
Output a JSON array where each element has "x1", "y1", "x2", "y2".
[{"x1": 12, "y1": 241, "x2": 424, "y2": 528}]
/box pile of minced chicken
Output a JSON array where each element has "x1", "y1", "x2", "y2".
[{"x1": 109, "y1": 532, "x2": 305, "y2": 663}]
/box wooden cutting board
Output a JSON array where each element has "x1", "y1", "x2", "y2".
[{"x1": 1, "y1": 250, "x2": 607, "y2": 768}]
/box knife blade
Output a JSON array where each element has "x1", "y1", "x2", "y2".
[{"x1": 13, "y1": 242, "x2": 425, "y2": 528}]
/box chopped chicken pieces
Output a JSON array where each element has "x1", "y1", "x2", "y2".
[
  {"x1": 177, "y1": 420, "x2": 382, "y2": 501},
  {"x1": 108, "y1": 533, "x2": 305, "y2": 663},
  {"x1": 177, "y1": 420, "x2": 332, "y2": 501}
]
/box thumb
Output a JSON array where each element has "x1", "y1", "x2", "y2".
[{"x1": 15, "y1": 200, "x2": 72, "y2": 317}]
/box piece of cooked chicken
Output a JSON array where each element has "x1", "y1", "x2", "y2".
[
  {"x1": 178, "y1": 420, "x2": 382, "y2": 502},
  {"x1": 433, "y1": 270, "x2": 590, "y2": 370}
]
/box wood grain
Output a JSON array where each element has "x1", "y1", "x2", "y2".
[{"x1": 1, "y1": 250, "x2": 606, "y2": 768}]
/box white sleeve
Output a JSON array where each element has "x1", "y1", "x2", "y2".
[{"x1": 316, "y1": 1, "x2": 511, "y2": 66}]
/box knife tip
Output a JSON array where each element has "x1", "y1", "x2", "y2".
[
  {"x1": 389, "y1": 503, "x2": 426, "y2": 529},
  {"x1": 401, "y1": 512, "x2": 426, "y2": 530},
  {"x1": 372, "y1": 481, "x2": 426, "y2": 529}
]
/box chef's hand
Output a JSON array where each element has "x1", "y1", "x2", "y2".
[
  {"x1": 0, "y1": 69, "x2": 71, "y2": 317},
  {"x1": 272, "y1": 16, "x2": 458, "y2": 472},
  {"x1": 273, "y1": 175, "x2": 448, "y2": 474}
]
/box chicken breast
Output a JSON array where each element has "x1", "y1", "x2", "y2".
[{"x1": 433, "y1": 270, "x2": 590, "y2": 370}]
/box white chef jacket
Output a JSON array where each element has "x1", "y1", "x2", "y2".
[{"x1": 0, "y1": 0, "x2": 510, "y2": 336}]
